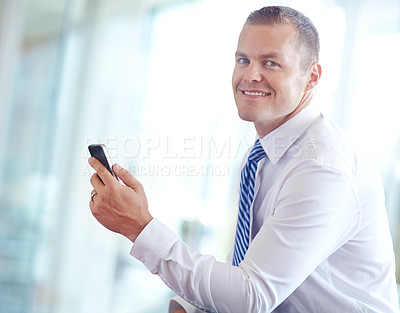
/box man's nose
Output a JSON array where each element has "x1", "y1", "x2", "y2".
[{"x1": 243, "y1": 64, "x2": 262, "y2": 83}]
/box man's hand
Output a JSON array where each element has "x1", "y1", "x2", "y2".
[
  {"x1": 88, "y1": 157, "x2": 152, "y2": 242},
  {"x1": 172, "y1": 309, "x2": 186, "y2": 313}
]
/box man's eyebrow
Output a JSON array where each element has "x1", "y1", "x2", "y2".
[
  {"x1": 235, "y1": 51, "x2": 247, "y2": 57},
  {"x1": 235, "y1": 51, "x2": 283, "y2": 59},
  {"x1": 260, "y1": 53, "x2": 283, "y2": 59}
]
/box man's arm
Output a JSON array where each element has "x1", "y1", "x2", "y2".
[
  {"x1": 170, "y1": 296, "x2": 205, "y2": 313},
  {"x1": 90, "y1": 158, "x2": 359, "y2": 312}
]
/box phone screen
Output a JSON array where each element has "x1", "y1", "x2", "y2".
[{"x1": 88, "y1": 144, "x2": 117, "y2": 178}]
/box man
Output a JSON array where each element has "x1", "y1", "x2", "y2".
[{"x1": 89, "y1": 6, "x2": 399, "y2": 313}]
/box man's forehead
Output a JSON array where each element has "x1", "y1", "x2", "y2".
[
  {"x1": 238, "y1": 23, "x2": 298, "y2": 42},
  {"x1": 236, "y1": 24, "x2": 299, "y2": 61}
]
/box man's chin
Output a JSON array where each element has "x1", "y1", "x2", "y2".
[{"x1": 237, "y1": 109, "x2": 256, "y2": 122}]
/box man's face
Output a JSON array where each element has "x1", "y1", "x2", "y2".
[{"x1": 232, "y1": 23, "x2": 313, "y2": 136}]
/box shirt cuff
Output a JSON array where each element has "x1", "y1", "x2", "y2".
[
  {"x1": 130, "y1": 218, "x2": 179, "y2": 273},
  {"x1": 169, "y1": 296, "x2": 205, "y2": 313}
]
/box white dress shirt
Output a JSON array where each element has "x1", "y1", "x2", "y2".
[{"x1": 130, "y1": 103, "x2": 399, "y2": 313}]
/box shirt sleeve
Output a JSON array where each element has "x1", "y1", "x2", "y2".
[
  {"x1": 169, "y1": 296, "x2": 206, "y2": 313},
  {"x1": 131, "y1": 164, "x2": 359, "y2": 313}
]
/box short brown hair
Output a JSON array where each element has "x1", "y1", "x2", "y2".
[{"x1": 246, "y1": 6, "x2": 320, "y2": 71}]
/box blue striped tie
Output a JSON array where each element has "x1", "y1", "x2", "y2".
[{"x1": 233, "y1": 139, "x2": 266, "y2": 266}]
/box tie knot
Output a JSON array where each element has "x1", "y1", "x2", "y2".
[{"x1": 248, "y1": 140, "x2": 266, "y2": 163}]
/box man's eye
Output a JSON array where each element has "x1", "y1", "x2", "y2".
[
  {"x1": 238, "y1": 58, "x2": 249, "y2": 64},
  {"x1": 265, "y1": 61, "x2": 278, "y2": 67}
]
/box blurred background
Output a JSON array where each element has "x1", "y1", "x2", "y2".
[{"x1": 0, "y1": 0, "x2": 399, "y2": 312}]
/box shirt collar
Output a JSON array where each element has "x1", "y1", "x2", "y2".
[{"x1": 258, "y1": 103, "x2": 321, "y2": 165}]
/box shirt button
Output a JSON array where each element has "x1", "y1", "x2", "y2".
[{"x1": 140, "y1": 257, "x2": 145, "y2": 263}]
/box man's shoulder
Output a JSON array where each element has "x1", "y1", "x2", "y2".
[{"x1": 291, "y1": 114, "x2": 358, "y2": 176}]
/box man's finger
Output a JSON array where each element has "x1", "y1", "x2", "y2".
[
  {"x1": 90, "y1": 173, "x2": 105, "y2": 191},
  {"x1": 88, "y1": 157, "x2": 115, "y2": 186},
  {"x1": 113, "y1": 163, "x2": 142, "y2": 190}
]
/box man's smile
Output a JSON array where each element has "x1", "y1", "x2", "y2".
[{"x1": 241, "y1": 89, "x2": 272, "y2": 97}]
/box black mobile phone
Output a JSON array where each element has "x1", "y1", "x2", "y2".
[{"x1": 88, "y1": 144, "x2": 118, "y2": 179}]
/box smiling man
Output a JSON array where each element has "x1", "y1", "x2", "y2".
[
  {"x1": 89, "y1": 6, "x2": 399, "y2": 313},
  {"x1": 232, "y1": 21, "x2": 320, "y2": 137}
]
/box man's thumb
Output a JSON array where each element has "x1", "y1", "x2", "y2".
[{"x1": 113, "y1": 164, "x2": 139, "y2": 188}]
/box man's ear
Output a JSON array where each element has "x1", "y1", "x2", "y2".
[{"x1": 305, "y1": 62, "x2": 322, "y2": 92}]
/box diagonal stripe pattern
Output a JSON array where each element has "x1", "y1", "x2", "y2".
[{"x1": 233, "y1": 139, "x2": 266, "y2": 266}]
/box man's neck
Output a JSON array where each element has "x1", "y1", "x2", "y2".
[{"x1": 255, "y1": 92, "x2": 315, "y2": 138}]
